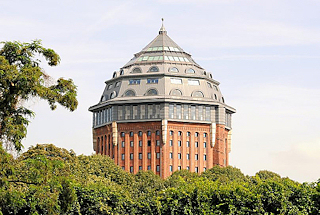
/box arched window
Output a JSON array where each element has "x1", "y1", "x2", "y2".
[
  {"x1": 149, "y1": 66, "x2": 159, "y2": 72},
  {"x1": 121, "y1": 132, "x2": 125, "y2": 137},
  {"x1": 209, "y1": 73, "x2": 212, "y2": 78},
  {"x1": 195, "y1": 132, "x2": 199, "y2": 137},
  {"x1": 146, "y1": 89, "x2": 158, "y2": 96},
  {"x1": 100, "y1": 95, "x2": 107, "y2": 102},
  {"x1": 129, "y1": 131, "x2": 134, "y2": 137},
  {"x1": 178, "y1": 131, "x2": 182, "y2": 136},
  {"x1": 113, "y1": 72, "x2": 117, "y2": 78},
  {"x1": 214, "y1": 94, "x2": 217, "y2": 100},
  {"x1": 123, "y1": 90, "x2": 135, "y2": 97},
  {"x1": 203, "y1": 71, "x2": 207, "y2": 75},
  {"x1": 120, "y1": 69, "x2": 124, "y2": 75},
  {"x1": 147, "y1": 131, "x2": 151, "y2": 136},
  {"x1": 192, "y1": 91, "x2": 204, "y2": 97},
  {"x1": 169, "y1": 67, "x2": 179, "y2": 73},
  {"x1": 187, "y1": 132, "x2": 191, "y2": 137},
  {"x1": 131, "y1": 67, "x2": 142, "y2": 73},
  {"x1": 222, "y1": 97, "x2": 225, "y2": 103},
  {"x1": 138, "y1": 131, "x2": 143, "y2": 136},
  {"x1": 170, "y1": 130, "x2": 174, "y2": 136},
  {"x1": 110, "y1": 91, "x2": 117, "y2": 99},
  {"x1": 186, "y1": 68, "x2": 195, "y2": 73},
  {"x1": 170, "y1": 89, "x2": 182, "y2": 96},
  {"x1": 156, "y1": 130, "x2": 160, "y2": 135}
]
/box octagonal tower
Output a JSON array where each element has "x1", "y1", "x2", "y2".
[{"x1": 89, "y1": 22, "x2": 235, "y2": 178}]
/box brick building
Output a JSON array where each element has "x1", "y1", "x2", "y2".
[{"x1": 88, "y1": 22, "x2": 235, "y2": 178}]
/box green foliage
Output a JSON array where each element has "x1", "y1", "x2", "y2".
[
  {"x1": 1, "y1": 143, "x2": 320, "y2": 214},
  {"x1": 0, "y1": 40, "x2": 78, "y2": 151}
]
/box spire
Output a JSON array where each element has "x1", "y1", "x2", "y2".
[{"x1": 159, "y1": 18, "x2": 167, "y2": 34}]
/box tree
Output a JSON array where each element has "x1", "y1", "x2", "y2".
[{"x1": 0, "y1": 40, "x2": 78, "y2": 151}]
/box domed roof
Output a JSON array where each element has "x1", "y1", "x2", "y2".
[{"x1": 123, "y1": 21, "x2": 201, "y2": 69}]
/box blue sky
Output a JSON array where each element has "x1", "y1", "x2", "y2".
[{"x1": 1, "y1": 0, "x2": 320, "y2": 182}]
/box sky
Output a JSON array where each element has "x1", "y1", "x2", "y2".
[{"x1": 1, "y1": 0, "x2": 320, "y2": 182}]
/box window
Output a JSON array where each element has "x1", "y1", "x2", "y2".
[
  {"x1": 206, "y1": 107, "x2": 211, "y2": 121},
  {"x1": 170, "y1": 130, "x2": 174, "y2": 136},
  {"x1": 183, "y1": 105, "x2": 189, "y2": 119},
  {"x1": 137, "y1": 141, "x2": 142, "y2": 147},
  {"x1": 195, "y1": 142, "x2": 199, "y2": 147},
  {"x1": 186, "y1": 141, "x2": 190, "y2": 147},
  {"x1": 130, "y1": 153, "x2": 133, "y2": 160},
  {"x1": 207, "y1": 82, "x2": 212, "y2": 88},
  {"x1": 139, "y1": 153, "x2": 142, "y2": 159},
  {"x1": 148, "y1": 140, "x2": 151, "y2": 146},
  {"x1": 186, "y1": 68, "x2": 195, "y2": 73},
  {"x1": 147, "y1": 165, "x2": 151, "y2": 170},
  {"x1": 139, "y1": 166, "x2": 142, "y2": 170},
  {"x1": 147, "y1": 78, "x2": 158, "y2": 84},
  {"x1": 131, "y1": 67, "x2": 142, "y2": 73},
  {"x1": 178, "y1": 153, "x2": 181, "y2": 159},
  {"x1": 170, "y1": 89, "x2": 182, "y2": 96},
  {"x1": 147, "y1": 131, "x2": 151, "y2": 136},
  {"x1": 170, "y1": 78, "x2": 182, "y2": 84},
  {"x1": 121, "y1": 154, "x2": 125, "y2": 160},
  {"x1": 203, "y1": 167, "x2": 206, "y2": 172},
  {"x1": 176, "y1": 105, "x2": 181, "y2": 119},
  {"x1": 115, "y1": 81, "x2": 121, "y2": 87},
  {"x1": 148, "y1": 153, "x2": 151, "y2": 159},
  {"x1": 195, "y1": 167, "x2": 198, "y2": 173},
  {"x1": 122, "y1": 166, "x2": 125, "y2": 170},
  {"x1": 156, "y1": 165, "x2": 160, "y2": 172},
  {"x1": 187, "y1": 132, "x2": 191, "y2": 137},
  {"x1": 124, "y1": 90, "x2": 135, "y2": 97},
  {"x1": 178, "y1": 141, "x2": 182, "y2": 147},
  {"x1": 195, "y1": 154, "x2": 198, "y2": 160},
  {"x1": 178, "y1": 166, "x2": 181, "y2": 170},
  {"x1": 222, "y1": 97, "x2": 225, "y2": 103},
  {"x1": 204, "y1": 154, "x2": 207, "y2": 161},
  {"x1": 130, "y1": 166, "x2": 133, "y2": 173},
  {"x1": 187, "y1": 166, "x2": 190, "y2": 170},
  {"x1": 129, "y1": 79, "x2": 140, "y2": 85},
  {"x1": 130, "y1": 132, "x2": 133, "y2": 137},
  {"x1": 113, "y1": 72, "x2": 117, "y2": 78},
  {"x1": 149, "y1": 66, "x2": 159, "y2": 72},
  {"x1": 192, "y1": 91, "x2": 204, "y2": 97},
  {"x1": 169, "y1": 104, "x2": 174, "y2": 118},
  {"x1": 156, "y1": 130, "x2": 160, "y2": 136},
  {"x1": 191, "y1": 106, "x2": 196, "y2": 120},
  {"x1": 138, "y1": 131, "x2": 142, "y2": 136},
  {"x1": 120, "y1": 69, "x2": 124, "y2": 75},
  {"x1": 130, "y1": 141, "x2": 134, "y2": 147},
  {"x1": 204, "y1": 142, "x2": 207, "y2": 148},
  {"x1": 107, "y1": 84, "x2": 113, "y2": 90},
  {"x1": 169, "y1": 140, "x2": 173, "y2": 146},
  {"x1": 188, "y1": 79, "x2": 200, "y2": 85},
  {"x1": 156, "y1": 153, "x2": 160, "y2": 159},
  {"x1": 110, "y1": 91, "x2": 117, "y2": 99},
  {"x1": 169, "y1": 67, "x2": 179, "y2": 73},
  {"x1": 170, "y1": 165, "x2": 173, "y2": 172},
  {"x1": 214, "y1": 94, "x2": 217, "y2": 100},
  {"x1": 170, "y1": 153, "x2": 173, "y2": 159},
  {"x1": 187, "y1": 154, "x2": 190, "y2": 160},
  {"x1": 195, "y1": 132, "x2": 199, "y2": 137},
  {"x1": 156, "y1": 140, "x2": 160, "y2": 146},
  {"x1": 146, "y1": 89, "x2": 158, "y2": 96}
]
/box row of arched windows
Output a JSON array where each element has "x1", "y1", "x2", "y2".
[
  {"x1": 169, "y1": 131, "x2": 208, "y2": 138},
  {"x1": 120, "y1": 130, "x2": 161, "y2": 137}
]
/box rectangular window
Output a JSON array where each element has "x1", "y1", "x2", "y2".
[
  {"x1": 195, "y1": 142, "x2": 199, "y2": 147},
  {"x1": 148, "y1": 140, "x2": 151, "y2": 146},
  {"x1": 170, "y1": 78, "x2": 182, "y2": 84},
  {"x1": 204, "y1": 142, "x2": 207, "y2": 148},
  {"x1": 195, "y1": 167, "x2": 198, "y2": 173},
  {"x1": 130, "y1": 153, "x2": 133, "y2": 160},
  {"x1": 130, "y1": 166, "x2": 133, "y2": 173},
  {"x1": 170, "y1": 153, "x2": 173, "y2": 159},
  {"x1": 169, "y1": 104, "x2": 174, "y2": 118},
  {"x1": 178, "y1": 153, "x2": 181, "y2": 159},
  {"x1": 140, "y1": 104, "x2": 145, "y2": 119},
  {"x1": 122, "y1": 141, "x2": 125, "y2": 148},
  {"x1": 139, "y1": 140, "x2": 142, "y2": 147},
  {"x1": 170, "y1": 140, "x2": 173, "y2": 146},
  {"x1": 187, "y1": 141, "x2": 190, "y2": 147},
  {"x1": 147, "y1": 165, "x2": 151, "y2": 170},
  {"x1": 139, "y1": 153, "x2": 142, "y2": 160},
  {"x1": 198, "y1": 106, "x2": 203, "y2": 120},
  {"x1": 187, "y1": 154, "x2": 190, "y2": 160},
  {"x1": 156, "y1": 140, "x2": 160, "y2": 146},
  {"x1": 156, "y1": 152, "x2": 160, "y2": 159},
  {"x1": 195, "y1": 154, "x2": 198, "y2": 160},
  {"x1": 178, "y1": 141, "x2": 182, "y2": 147},
  {"x1": 186, "y1": 166, "x2": 189, "y2": 170},
  {"x1": 121, "y1": 154, "x2": 125, "y2": 160},
  {"x1": 178, "y1": 166, "x2": 181, "y2": 170},
  {"x1": 204, "y1": 154, "x2": 207, "y2": 161},
  {"x1": 148, "y1": 104, "x2": 154, "y2": 119},
  {"x1": 203, "y1": 167, "x2": 206, "y2": 172},
  {"x1": 191, "y1": 106, "x2": 196, "y2": 120},
  {"x1": 176, "y1": 104, "x2": 181, "y2": 119},
  {"x1": 188, "y1": 79, "x2": 200, "y2": 85},
  {"x1": 183, "y1": 105, "x2": 189, "y2": 119},
  {"x1": 133, "y1": 105, "x2": 138, "y2": 119},
  {"x1": 147, "y1": 78, "x2": 159, "y2": 84},
  {"x1": 129, "y1": 79, "x2": 141, "y2": 85},
  {"x1": 148, "y1": 153, "x2": 151, "y2": 159},
  {"x1": 118, "y1": 106, "x2": 123, "y2": 120},
  {"x1": 156, "y1": 165, "x2": 160, "y2": 172},
  {"x1": 139, "y1": 166, "x2": 142, "y2": 170},
  {"x1": 125, "y1": 106, "x2": 131, "y2": 120},
  {"x1": 130, "y1": 141, "x2": 134, "y2": 147},
  {"x1": 122, "y1": 166, "x2": 125, "y2": 170},
  {"x1": 155, "y1": 104, "x2": 160, "y2": 118},
  {"x1": 170, "y1": 165, "x2": 173, "y2": 172}
]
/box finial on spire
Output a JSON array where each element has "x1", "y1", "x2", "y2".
[{"x1": 159, "y1": 18, "x2": 167, "y2": 34}]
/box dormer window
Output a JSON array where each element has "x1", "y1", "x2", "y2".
[
  {"x1": 149, "y1": 66, "x2": 159, "y2": 72},
  {"x1": 113, "y1": 72, "x2": 117, "y2": 78},
  {"x1": 131, "y1": 67, "x2": 142, "y2": 73},
  {"x1": 120, "y1": 69, "x2": 124, "y2": 75},
  {"x1": 169, "y1": 67, "x2": 179, "y2": 73}
]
